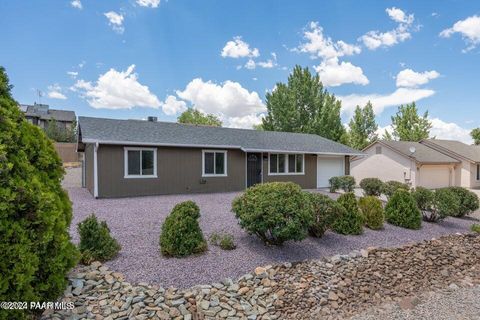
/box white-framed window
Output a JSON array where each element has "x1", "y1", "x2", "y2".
[
  {"x1": 268, "y1": 153, "x2": 304, "y2": 175},
  {"x1": 124, "y1": 147, "x2": 157, "y2": 178},
  {"x1": 202, "y1": 150, "x2": 227, "y2": 177}
]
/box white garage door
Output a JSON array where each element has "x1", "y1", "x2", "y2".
[
  {"x1": 418, "y1": 166, "x2": 451, "y2": 189},
  {"x1": 317, "y1": 156, "x2": 345, "y2": 188}
]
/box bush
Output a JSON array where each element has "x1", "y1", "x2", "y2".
[
  {"x1": 385, "y1": 189, "x2": 422, "y2": 229},
  {"x1": 383, "y1": 180, "x2": 410, "y2": 198},
  {"x1": 359, "y1": 178, "x2": 385, "y2": 197},
  {"x1": 448, "y1": 187, "x2": 479, "y2": 217},
  {"x1": 78, "y1": 214, "x2": 121, "y2": 263},
  {"x1": 0, "y1": 67, "x2": 78, "y2": 319},
  {"x1": 306, "y1": 193, "x2": 344, "y2": 237},
  {"x1": 471, "y1": 224, "x2": 480, "y2": 233},
  {"x1": 329, "y1": 175, "x2": 356, "y2": 193},
  {"x1": 332, "y1": 192, "x2": 363, "y2": 235},
  {"x1": 232, "y1": 182, "x2": 313, "y2": 245},
  {"x1": 159, "y1": 201, "x2": 207, "y2": 257},
  {"x1": 209, "y1": 232, "x2": 236, "y2": 250},
  {"x1": 412, "y1": 187, "x2": 438, "y2": 222},
  {"x1": 358, "y1": 196, "x2": 384, "y2": 230},
  {"x1": 435, "y1": 188, "x2": 461, "y2": 218}
]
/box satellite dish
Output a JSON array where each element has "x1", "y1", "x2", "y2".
[{"x1": 409, "y1": 146, "x2": 416, "y2": 153}]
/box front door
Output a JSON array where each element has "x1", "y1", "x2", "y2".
[{"x1": 247, "y1": 153, "x2": 262, "y2": 188}]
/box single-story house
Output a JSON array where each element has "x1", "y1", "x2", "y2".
[
  {"x1": 77, "y1": 117, "x2": 363, "y2": 198},
  {"x1": 20, "y1": 103, "x2": 76, "y2": 130}
]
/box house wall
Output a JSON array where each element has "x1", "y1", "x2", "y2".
[
  {"x1": 96, "y1": 145, "x2": 246, "y2": 198},
  {"x1": 262, "y1": 154, "x2": 317, "y2": 189},
  {"x1": 84, "y1": 143, "x2": 94, "y2": 195},
  {"x1": 470, "y1": 163, "x2": 480, "y2": 188}
]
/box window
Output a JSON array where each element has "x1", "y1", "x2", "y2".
[
  {"x1": 477, "y1": 164, "x2": 479, "y2": 181},
  {"x1": 269, "y1": 153, "x2": 304, "y2": 175},
  {"x1": 124, "y1": 147, "x2": 157, "y2": 178},
  {"x1": 202, "y1": 150, "x2": 227, "y2": 176}
]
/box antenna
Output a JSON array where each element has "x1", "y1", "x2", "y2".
[{"x1": 36, "y1": 89, "x2": 43, "y2": 104}]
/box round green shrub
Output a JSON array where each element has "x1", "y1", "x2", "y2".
[
  {"x1": 358, "y1": 196, "x2": 384, "y2": 230},
  {"x1": 359, "y1": 178, "x2": 384, "y2": 197},
  {"x1": 329, "y1": 175, "x2": 356, "y2": 193},
  {"x1": 435, "y1": 188, "x2": 461, "y2": 218},
  {"x1": 231, "y1": 182, "x2": 313, "y2": 245},
  {"x1": 332, "y1": 192, "x2": 363, "y2": 235},
  {"x1": 78, "y1": 214, "x2": 121, "y2": 263},
  {"x1": 0, "y1": 67, "x2": 78, "y2": 319},
  {"x1": 160, "y1": 201, "x2": 207, "y2": 257},
  {"x1": 306, "y1": 193, "x2": 344, "y2": 237},
  {"x1": 385, "y1": 189, "x2": 422, "y2": 229},
  {"x1": 448, "y1": 187, "x2": 479, "y2": 217},
  {"x1": 383, "y1": 180, "x2": 410, "y2": 198},
  {"x1": 412, "y1": 187, "x2": 438, "y2": 222},
  {"x1": 209, "y1": 232, "x2": 236, "y2": 250}
]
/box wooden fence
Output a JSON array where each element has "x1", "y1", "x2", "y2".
[{"x1": 54, "y1": 143, "x2": 80, "y2": 163}]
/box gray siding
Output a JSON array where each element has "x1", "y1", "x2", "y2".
[
  {"x1": 262, "y1": 154, "x2": 317, "y2": 189},
  {"x1": 96, "y1": 145, "x2": 246, "y2": 198},
  {"x1": 84, "y1": 143, "x2": 94, "y2": 195}
]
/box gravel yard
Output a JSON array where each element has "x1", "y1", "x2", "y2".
[{"x1": 64, "y1": 168, "x2": 479, "y2": 289}]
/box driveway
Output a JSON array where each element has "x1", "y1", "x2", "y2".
[{"x1": 64, "y1": 168, "x2": 478, "y2": 289}]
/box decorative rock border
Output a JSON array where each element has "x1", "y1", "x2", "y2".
[{"x1": 42, "y1": 233, "x2": 480, "y2": 320}]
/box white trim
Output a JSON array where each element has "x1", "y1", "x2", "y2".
[
  {"x1": 124, "y1": 147, "x2": 158, "y2": 178},
  {"x1": 242, "y1": 147, "x2": 365, "y2": 157},
  {"x1": 93, "y1": 142, "x2": 98, "y2": 198},
  {"x1": 267, "y1": 152, "x2": 305, "y2": 176},
  {"x1": 202, "y1": 150, "x2": 228, "y2": 177},
  {"x1": 316, "y1": 155, "x2": 346, "y2": 188}
]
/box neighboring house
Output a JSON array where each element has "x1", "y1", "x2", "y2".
[
  {"x1": 21, "y1": 103, "x2": 76, "y2": 130},
  {"x1": 77, "y1": 117, "x2": 363, "y2": 198}
]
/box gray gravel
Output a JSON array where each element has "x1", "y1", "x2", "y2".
[{"x1": 64, "y1": 168, "x2": 479, "y2": 289}]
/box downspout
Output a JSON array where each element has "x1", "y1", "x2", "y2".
[{"x1": 93, "y1": 142, "x2": 99, "y2": 198}]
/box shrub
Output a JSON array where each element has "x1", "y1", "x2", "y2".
[
  {"x1": 385, "y1": 189, "x2": 422, "y2": 229},
  {"x1": 359, "y1": 178, "x2": 384, "y2": 197},
  {"x1": 209, "y1": 232, "x2": 236, "y2": 250},
  {"x1": 471, "y1": 224, "x2": 480, "y2": 233},
  {"x1": 435, "y1": 188, "x2": 461, "y2": 218},
  {"x1": 306, "y1": 193, "x2": 344, "y2": 237},
  {"x1": 448, "y1": 187, "x2": 479, "y2": 217},
  {"x1": 412, "y1": 187, "x2": 438, "y2": 222},
  {"x1": 358, "y1": 196, "x2": 384, "y2": 230},
  {"x1": 159, "y1": 201, "x2": 207, "y2": 257},
  {"x1": 383, "y1": 180, "x2": 410, "y2": 198},
  {"x1": 332, "y1": 192, "x2": 363, "y2": 235},
  {"x1": 231, "y1": 182, "x2": 313, "y2": 245},
  {"x1": 329, "y1": 175, "x2": 356, "y2": 193},
  {"x1": 0, "y1": 67, "x2": 78, "y2": 319},
  {"x1": 78, "y1": 214, "x2": 121, "y2": 263}
]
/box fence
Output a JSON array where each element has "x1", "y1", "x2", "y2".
[{"x1": 54, "y1": 142, "x2": 80, "y2": 163}]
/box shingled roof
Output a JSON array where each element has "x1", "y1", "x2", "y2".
[
  {"x1": 379, "y1": 141, "x2": 459, "y2": 164},
  {"x1": 22, "y1": 104, "x2": 76, "y2": 122},
  {"x1": 421, "y1": 139, "x2": 480, "y2": 163},
  {"x1": 78, "y1": 116, "x2": 363, "y2": 155}
]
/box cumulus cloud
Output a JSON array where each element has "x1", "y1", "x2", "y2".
[
  {"x1": 396, "y1": 69, "x2": 440, "y2": 88},
  {"x1": 72, "y1": 65, "x2": 161, "y2": 109},
  {"x1": 314, "y1": 57, "x2": 369, "y2": 87},
  {"x1": 47, "y1": 84, "x2": 67, "y2": 100},
  {"x1": 440, "y1": 15, "x2": 480, "y2": 51},
  {"x1": 243, "y1": 53, "x2": 277, "y2": 70},
  {"x1": 104, "y1": 11, "x2": 124, "y2": 34},
  {"x1": 136, "y1": 0, "x2": 160, "y2": 8},
  {"x1": 221, "y1": 37, "x2": 259, "y2": 58},
  {"x1": 429, "y1": 118, "x2": 473, "y2": 144},
  {"x1": 71, "y1": 0, "x2": 82, "y2": 9},
  {"x1": 227, "y1": 114, "x2": 264, "y2": 129},
  {"x1": 160, "y1": 95, "x2": 187, "y2": 116},
  {"x1": 360, "y1": 7, "x2": 415, "y2": 50},
  {"x1": 338, "y1": 87, "x2": 435, "y2": 115}
]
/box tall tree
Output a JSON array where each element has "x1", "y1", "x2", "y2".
[
  {"x1": 262, "y1": 65, "x2": 345, "y2": 142},
  {"x1": 177, "y1": 108, "x2": 222, "y2": 127},
  {"x1": 347, "y1": 101, "x2": 378, "y2": 149},
  {"x1": 390, "y1": 102, "x2": 431, "y2": 141},
  {"x1": 470, "y1": 128, "x2": 480, "y2": 145}
]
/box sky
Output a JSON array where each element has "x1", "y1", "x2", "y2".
[{"x1": 1, "y1": 0, "x2": 479, "y2": 143}]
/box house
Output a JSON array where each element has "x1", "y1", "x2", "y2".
[
  {"x1": 77, "y1": 116, "x2": 363, "y2": 198},
  {"x1": 20, "y1": 103, "x2": 76, "y2": 130},
  {"x1": 351, "y1": 139, "x2": 480, "y2": 189}
]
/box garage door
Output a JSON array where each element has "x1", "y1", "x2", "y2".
[
  {"x1": 418, "y1": 166, "x2": 451, "y2": 189},
  {"x1": 317, "y1": 156, "x2": 344, "y2": 188}
]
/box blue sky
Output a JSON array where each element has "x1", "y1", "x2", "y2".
[{"x1": 1, "y1": 0, "x2": 479, "y2": 142}]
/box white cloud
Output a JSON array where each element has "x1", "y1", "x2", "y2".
[
  {"x1": 160, "y1": 95, "x2": 187, "y2": 115},
  {"x1": 376, "y1": 124, "x2": 393, "y2": 138},
  {"x1": 297, "y1": 22, "x2": 361, "y2": 59},
  {"x1": 227, "y1": 114, "x2": 264, "y2": 129},
  {"x1": 136, "y1": 0, "x2": 160, "y2": 8},
  {"x1": 360, "y1": 7, "x2": 415, "y2": 50},
  {"x1": 72, "y1": 65, "x2": 160, "y2": 109},
  {"x1": 70, "y1": 0, "x2": 82, "y2": 9},
  {"x1": 314, "y1": 57, "x2": 369, "y2": 87},
  {"x1": 338, "y1": 87, "x2": 435, "y2": 115},
  {"x1": 47, "y1": 84, "x2": 67, "y2": 100},
  {"x1": 104, "y1": 11, "x2": 124, "y2": 34},
  {"x1": 440, "y1": 15, "x2": 480, "y2": 51},
  {"x1": 221, "y1": 37, "x2": 259, "y2": 58},
  {"x1": 243, "y1": 53, "x2": 277, "y2": 70},
  {"x1": 67, "y1": 71, "x2": 78, "y2": 79},
  {"x1": 244, "y1": 59, "x2": 256, "y2": 70},
  {"x1": 429, "y1": 118, "x2": 473, "y2": 144},
  {"x1": 396, "y1": 69, "x2": 440, "y2": 88}
]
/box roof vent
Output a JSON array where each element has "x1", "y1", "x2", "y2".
[{"x1": 147, "y1": 116, "x2": 158, "y2": 122}]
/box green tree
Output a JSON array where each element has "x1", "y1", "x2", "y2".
[
  {"x1": 390, "y1": 102, "x2": 431, "y2": 141},
  {"x1": 348, "y1": 101, "x2": 378, "y2": 149},
  {"x1": 0, "y1": 67, "x2": 78, "y2": 319},
  {"x1": 382, "y1": 129, "x2": 393, "y2": 141},
  {"x1": 177, "y1": 108, "x2": 222, "y2": 127},
  {"x1": 262, "y1": 65, "x2": 346, "y2": 142},
  {"x1": 44, "y1": 118, "x2": 77, "y2": 143},
  {"x1": 471, "y1": 128, "x2": 480, "y2": 145}
]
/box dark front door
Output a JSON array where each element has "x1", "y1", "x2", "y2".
[{"x1": 247, "y1": 153, "x2": 262, "y2": 188}]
